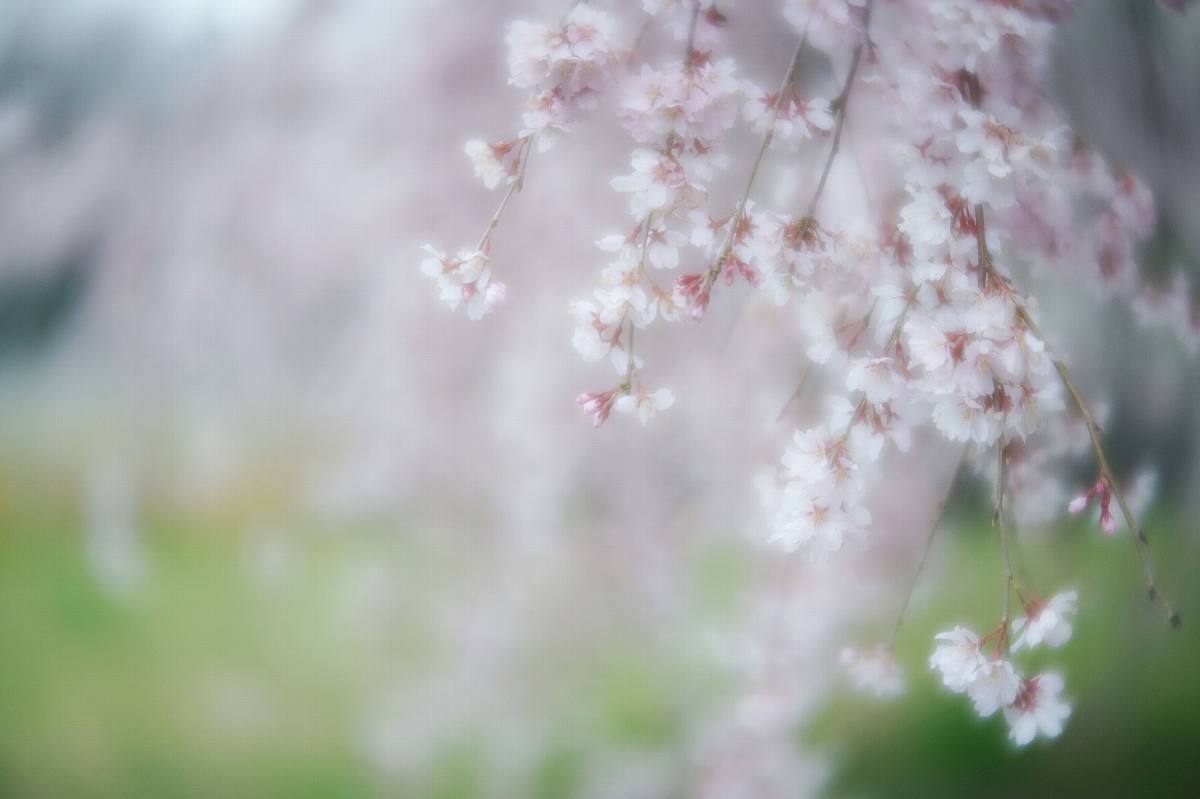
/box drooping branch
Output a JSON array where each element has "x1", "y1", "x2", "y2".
[
  {"x1": 475, "y1": 136, "x2": 533, "y2": 253},
  {"x1": 886, "y1": 446, "x2": 969, "y2": 649},
  {"x1": 974, "y1": 203, "x2": 1180, "y2": 628},
  {"x1": 800, "y1": 0, "x2": 875, "y2": 221},
  {"x1": 623, "y1": 214, "x2": 655, "y2": 390},
  {"x1": 703, "y1": 36, "x2": 809, "y2": 285},
  {"x1": 994, "y1": 442, "x2": 1015, "y2": 646}
]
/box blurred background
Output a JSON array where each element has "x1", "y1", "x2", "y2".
[{"x1": 1, "y1": 0, "x2": 1198, "y2": 796}]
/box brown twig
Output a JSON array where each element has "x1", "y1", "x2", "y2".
[
  {"x1": 474, "y1": 136, "x2": 533, "y2": 253},
  {"x1": 704, "y1": 36, "x2": 809, "y2": 283},
  {"x1": 995, "y1": 442, "x2": 1014, "y2": 647},
  {"x1": 886, "y1": 446, "x2": 970, "y2": 649},
  {"x1": 684, "y1": 0, "x2": 701, "y2": 63},
  {"x1": 973, "y1": 203, "x2": 1179, "y2": 628},
  {"x1": 623, "y1": 215, "x2": 656, "y2": 390},
  {"x1": 800, "y1": 0, "x2": 875, "y2": 221}
]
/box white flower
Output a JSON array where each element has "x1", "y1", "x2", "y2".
[
  {"x1": 930, "y1": 626, "x2": 984, "y2": 693},
  {"x1": 421, "y1": 245, "x2": 505, "y2": 319},
  {"x1": 846, "y1": 357, "x2": 903, "y2": 404},
  {"x1": 469, "y1": 280, "x2": 507, "y2": 320},
  {"x1": 1004, "y1": 673, "x2": 1072, "y2": 746},
  {"x1": 783, "y1": 0, "x2": 868, "y2": 55},
  {"x1": 464, "y1": 139, "x2": 520, "y2": 190},
  {"x1": 841, "y1": 646, "x2": 905, "y2": 699},
  {"x1": 505, "y1": 6, "x2": 623, "y2": 138},
  {"x1": 621, "y1": 60, "x2": 740, "y2": 157},
  {"x1": 928, "y1": 0, "x2": 1040, "y2": 72},
  {"x1": 898, "y1": 188, "x2": 952, "y2": 259},
  {"x1": 614, "y1": 384, "x2": 675, "y2": 425},
  {"x1": 743, "y1": 84, "x2": 835, "y2": 148},
  {"x1": 966, "y1": 657, "x2": 1021, "y2": 717},
  {"x1": 905, "y1": 314, "x2": 951, "y2": 371},
  {"x1": 1012, "y1": 591, "x2": 1077, "y2": 651},
  {"x1": 931, "y1": 396, "x2": 999, "y2": 444},
  {"x1": 610, "y1": 149, "x2": 697, "y2": 217},
  {"x1": 570, "y1": 300, "x2": 619, "y2": 362}
]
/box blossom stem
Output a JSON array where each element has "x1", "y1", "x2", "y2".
[
  {"x1": 995, "y1": 442, "x2": 1014, "y2": 647},
  {"x1": 684, "y1": 1, "x2": 701, "y2": 63},
  {"x1": 832, "y1": 292, "x2": 913, "y2": 449},
  {"x1": 1027, "y1": 307, "x2": 1178, "y2": 626},
  {"x1": 628, "y1": 16, "x2": 655, "y2": 65},
  {"x1": 474, "y1": 136, "x2": 533, "y2": 253},
  {"x1": 776, "y1": 296, "x2": 878, "y2": 422},
  {"x1": 775, "y1": 363, "x2": 811, "y2": 422},
  {"x1": 704, "y1": 35, "x2": 809, "y2": 282},
  {"x1": 800, "y1": 0, "x2": 875, "y2": 221},
  {"x1": 624, "y1": 215, "x2": 656, "y2": 390},
  {"x1": 974, "y1": 204, "x2": 1179, "y2": 628},
  {"x1": 886, "y1": 446, "x2": 970, "y2": 650},
  {"x1": 560, "y1": 0, "x2": 584, "y2": 25}
]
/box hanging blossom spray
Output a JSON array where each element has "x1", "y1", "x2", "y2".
[{"x1": 421, "y1": 0, "x2": 1190, "y2": 746}]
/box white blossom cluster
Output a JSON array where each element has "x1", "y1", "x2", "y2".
[
  {"x1": 930, "y1": 590, "x2": 1077, "y2": 745},
  {"x1": 423, "y1": 3, "x2": 628, "y2": 319},
  {"x1": 572, "y1": 2, "x2": 743, "y2": 425},
  {"x1": 505, "y1": 4, "x2": 625, "y2": 147},
  {"x1": 422, "y1": 0, "x2": 1188, "y2": 753}
]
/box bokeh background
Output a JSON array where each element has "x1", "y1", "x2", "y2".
[{"x1": 1, "y1": 1, "x2": 1198, "y2": 797}]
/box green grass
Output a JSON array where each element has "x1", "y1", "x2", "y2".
[
  {"x1": 2, "y1": 460, "x2": 1197, "y2": 798},
  {"x1": 0, "y1": 465, "x2": 734, "y2": 798}
]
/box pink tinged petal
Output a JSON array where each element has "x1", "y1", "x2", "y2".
[{"x1": 1100, "y1": 508, "x2": 1117, "y2": 535}]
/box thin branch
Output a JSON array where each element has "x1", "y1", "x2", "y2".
[
  {"x1": 482, "y1": 0, "x2": 661, "y2": 255},
  {"x1": 828, "y1": 292, "x2": 913, "y2": 450},
  {"x1": 995, "y1": 442, "x2": 1014, "y2": 647},
  {"x1": 961, "y1": 62, "x2": 1176, "y2": 627},
  {"x1": 776, "y1": 295, "x2": 881, "y2": 422},
  {"x1": 1026, "y1": 306, "x2": 1178, "y2": 627},
  {"x1": 628, "y1": 15, "x2": 655, "y2": 65},
  {"x1": 886, "y1": 446, "x2": 970, "y2": 649},
  {"x1": 800, "y1": 0, "x2": 875, "y2": 221},
  {"x1": 703, "y1": 36, "x2": 809, "y2": 282},
  {"x1": 474, "y1": 136, "x2": 533, "y2": 253},
  {"x1": 701, "y1": 1, "x2": 873, "y2": 297},
  {"x1": 775, "y1": 363, "x2": 812, "y2": 422},
  {"x1": 684, "y1": 0, "x2": 701, "y2": 63},
  {"x1": 624, "y1": 215, "x2": 656, "y2": 390},
  {"x1": 974, "y1": 203, "x2": 1179, "y2": 628}
]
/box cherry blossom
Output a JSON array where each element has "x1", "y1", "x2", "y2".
[
  {"x1": 930, "y1": 626, "x2": 985, "y2": 693},
  {"x1": 840, "y1": 646, "x2": 904, "y2": 699},
  {"x1": 967, "y1": 656, "x2": 1021, "y2": 717},
  {"x1": 1068, "y1": 477, "x2": 1117, "y2": 535},
  {"x1": 464, "y1": 139, "x2": 523, "y2": 190},
  {"x1": 420, "y1": 246, "x2": 507, "y2": 320},
  {"x1": 783, "y1": 0, "x2": 869, "y2": 56},
  {"x1": 576, "y1": 389, "x2": 620, "y2": 428},
  {"x1": 743, "y1": 83, "x2": 834, "y2": 147},
  {"x1": 614, "y1": 384, "x2": 676, "y2": 425},
  {"x1": 1004, "y1": 673, "x2": 1072, "y2": 746},
  {"x1": 611, "y1": 148, "x2": 702, "y2": 217},
  {"x1": 1012, "y1": 590, "x2": 1077, "y2": 651},
  {"x1": 506, "y1": 5, "x2": 624, "y2": 144},
  {"x1": 430, "y1": 0, "x2": 1186, "y2": 754}
]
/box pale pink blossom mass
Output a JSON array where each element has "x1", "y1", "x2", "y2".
[{"x1": 423, "y1": 0, "x2": 1188, "y2": 751}]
